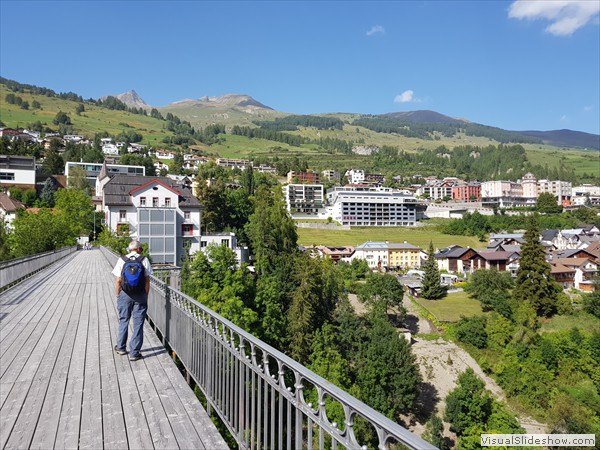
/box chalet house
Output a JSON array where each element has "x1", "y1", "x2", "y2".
[
  {"x1": 434, "y1": 245, "x2": 477, "y2": 273},
  {"x1": 550, "y1": 262, "x2": 576, "y2": 289},
  {"x1": 550, "y1": 258, "x2": 598, "y2": 291},
  {"x1": 99, "y1": 174, "x2": 202, "y2": 265},
  {"x1": 465, "y1": 251, "x2": 518, "y2": 273}
]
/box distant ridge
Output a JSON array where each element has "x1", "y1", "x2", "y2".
[
  {"x1": 384, "y1": 110, "x2": 468, "y2": 124},
  {"x1": 517, "y1": 129, "x2": 600, "y2": 151},
  {"x1": 102, "y1": 90, "x2": 150, "y2": 110},
  {"x1": 164, "y1": 94, "x2": 274, "y2": 112}
]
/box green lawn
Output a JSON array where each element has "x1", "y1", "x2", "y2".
[
  {"x1": 539, "y1": 311, "x2": 600, "y2": 334},
  {"x1": 414, "y1": 290, "x2": 483, "y2": 322},
  {"x1": 296, "y1": 224, "x2": 483, "y2": 249}
]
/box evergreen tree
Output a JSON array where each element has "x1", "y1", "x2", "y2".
[
  {"x1": 39, "y1": 177, "x2": 57, "y2": 207},
  {"x1": 422, "y1": 415, "x2": 447, "y2": 450},
  {"x1": 42, "y1": 143, "x2": 65, "y2": 175},
  {"x1": 356, "y1": 311, "x2": 421, "y2": 418},
  {"x1": 513, "y1": 214, "x2": 560, "y2": 317},
  {"x1": 422, "y1": 241, "x2": 445, "y2": 299},
  {"x1": 245, "y1": 185, "x2": 297, "y2": 275}
]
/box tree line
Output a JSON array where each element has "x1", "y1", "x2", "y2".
[
  {"x1": 255, "y1": 115, "x2": 344, "y2": 131},
  {"x1": 353, "y1": 114, "x2": 543, "y2": 144}
]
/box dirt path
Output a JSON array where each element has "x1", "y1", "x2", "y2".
[{"x1": 347, "y1": 293, "x2": 546, "y2": 436}]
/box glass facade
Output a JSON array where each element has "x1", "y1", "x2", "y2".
[{"x1": 138, "y1": 208, "x2": 177, "y2": 264}]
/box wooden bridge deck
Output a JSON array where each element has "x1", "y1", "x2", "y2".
[{"x1": 0, "y1": 249, "x2": 228, "y2": 450}]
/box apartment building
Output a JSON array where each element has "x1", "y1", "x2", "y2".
[
  {"x1": 452, "y1": 182, "x2": 481, "y2": 202},
  {"x1": 388, "y1": 242, "x2": 422, "y2": 270},
  {"x1": 538, "y1": 179, "x2": 572, "y2": 203},
  {"x1": 325, "y1": 186, "x2": 425, "y2": 226},
  {"x1": 284, "y1": 184, "x2": 324, "y2": 216}
]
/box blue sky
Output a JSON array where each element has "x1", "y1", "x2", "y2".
[{"x1": 1, "y1": 1, "x2": 599, "y2": 134}]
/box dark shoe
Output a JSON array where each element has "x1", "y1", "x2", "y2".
[
  {"x1": 114, "y1": 345, "x2": 127, "y2": 355},
  {"x1": 129, "y1": 354, "x2": 143, "y2": 361}
]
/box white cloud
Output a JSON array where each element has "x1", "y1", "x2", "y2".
[
  {"x1": 366, "y1": 25, "x2": 385, "y2": 36},
  {"x1": 560, "y1": 114, "x2": 570, "y2": 123},
  {"x1": 509, "y1": 0, "x2": 600, "y2": 36},
  {"x1": 583, "y1": 105, "x2": 594, "y2": 112},
  {"x1": 394, "y1": 90, "x2": 419, "y2": 103}
]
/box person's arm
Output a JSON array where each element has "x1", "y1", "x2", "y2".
[
  {"x1": 145, "y1": 276, "x2": 150, "y2": 296},
  {"x1": 116, "y1": 277, "x2": 122, "y2": 296}
]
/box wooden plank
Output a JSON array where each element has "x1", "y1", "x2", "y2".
[
  {"x1": 97, "y1": 278, "x2": 127, "y2": 449},
  {"x1": 153, "y1": 346, "x2": 230, "y2": 450},
  {"x1": 4, "y1": 282, "x2": 78, "y2": 449},
  {"x1": 54, "y1": 278, "x2": 91, "y2": 449},
  {"x1": 0, "y1": 381, "x2": 30, "y2": 448},
  {"x1": 79, "y1": 281, "x2": 104, "y2": 449},
  {"x1": 29, "y1": 283, "x2": 85, "y2": 449}
]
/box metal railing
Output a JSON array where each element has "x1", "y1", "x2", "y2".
[
  {"x1": 100, "y1": 246, "x2": 435, "y2": 450},
  {"x1": 0, "y1": 246, "x2": 77, "y2": 291}
]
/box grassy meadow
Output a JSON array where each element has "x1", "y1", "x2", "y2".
[
  {"x1": 296, "y1": 223, "x2": 483, "y2": 249},
  {"x1": 414, "y1": 290, "x2": 483, "y2": 322}
]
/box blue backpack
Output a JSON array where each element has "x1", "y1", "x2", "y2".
[{"x1": 121, "y1": 255, "x2": 146, "y2": 294}]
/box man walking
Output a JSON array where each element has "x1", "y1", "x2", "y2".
[{"x1": 112, "y1": 239, "x2": 153, "y2": 361}]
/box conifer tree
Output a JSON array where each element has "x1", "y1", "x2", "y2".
[
  {"x1": 422, "y1": 241, "x2": 445, "y2": 299},
  {"x1": 513, "y1": 214, "x2": 560, "y2": 317}
]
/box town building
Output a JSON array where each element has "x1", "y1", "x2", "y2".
[
  {"x1": 0, "y1": 192, "x2": 25, "y2": 228},
  {"x1": 287, "y1": 171, "x2": 320, "y2": 184},
  {"x1": 99, "y1": 173, "x2": 202, "y2": 265},
  {"x1": 216, "y1": 158, "x2": 251, "y2": 171},
  {"x1": 537, "y1": 179, "x2": 572, "y2": 204},
  {"x1": 452, "y1": 182, "x2": 481, "y2": 202},
  {"x1": 200, "y1": 232, "x2": 249, "y2": 266},
  {"x1": 321, "y1": 170, "x2": 341, "y2": 183},
  {"x1": 0, "y1": 155, "x2": 36, "y2": 189},
  {"x1": 284, "y1": 184, "x2": 324, "y2": 216},
  {"x1": 387, "y1": 242, "x2": 422, "y2": 270},
  {"x1": 353, "y1": 242, "x2": 390, "y2": 269},
  {"x1": 325, "y1": 186, "x2": 425, "y2": 226}
]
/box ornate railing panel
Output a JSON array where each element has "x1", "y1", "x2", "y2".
[
  {"x1": 0, "y1": 246, "x2": 77, "y2": 291},
  {"x1": 100, "y1": 246, "x2": 436, "y2": 450}
]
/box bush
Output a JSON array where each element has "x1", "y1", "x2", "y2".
[{"x1": 455, "y1": 315, "x2": 488, "y2": 348}]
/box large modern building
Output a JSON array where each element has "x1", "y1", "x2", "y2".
[
  {"x1": 325, "y1": 186, "x2": 425, "y2": 226},
  {"x1": 99, "y1": 173, "x2": 202, "y2": 265},
  {"x1": 0, "y1": 155, "x2": 36, "y2": 189}
]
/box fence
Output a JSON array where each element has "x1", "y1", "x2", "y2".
[
  {"x1": 100, "y1": 246, "x2": 436, "y2": 450},
  {"x1": 0, "y1": 246, "x2": 77, "y2": 291}
]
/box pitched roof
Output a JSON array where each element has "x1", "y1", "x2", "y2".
[
  {"x1": 475, "y1": 251, "x2": 515, "y2": 261},
  {"x1": 552, "y1": 258, "x2": 596, "y2": 268},
  {"x1": 103, "y1": 175, "x2": 201, "y2": 208},
  {"x1": 541, "y1": 229, "x2": 559, "y2": 241},
  {"x1": 0, "y1": 193, "x2": 25, "y2": 213},
  {"x1": 550, "y1": 262, "x2": 576, "y2": 274}
]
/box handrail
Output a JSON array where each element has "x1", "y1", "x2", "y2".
[
  {"x1": 0, "y1": 246, "x2": 78, "y2": 291},
  {"x1": 100, "y1": 246, "x2": 436, "y2": 450}
]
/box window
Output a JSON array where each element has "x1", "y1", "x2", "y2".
[
  {"x1": 119, "y1": 210, "x2": 127, "y2": 221},
  {"x1": 140, "y1": 197, "x2": 146, "y2": 206},
  {"x1": 221, "y1": 239, "x2": 229, "y2": 246},
  {"x1": 184, "y1": 211, "x2": 191, "y2": 221},
  {"x1": 182, "y1": 224, "x2": 193, "y2": 236},
  {"x1": 165, "y1": 197, "x2": 171, "y2": 207},
  {"x1": 0, "y1": 172, "x2": 15, "y2": 181},
  {"x1": 153, "y1": 197, "x2": 159, "y2": 207}
]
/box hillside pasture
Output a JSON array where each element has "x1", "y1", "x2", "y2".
[{"x1": 296, "y1": 223, "x2": 483, "y2": 249}]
